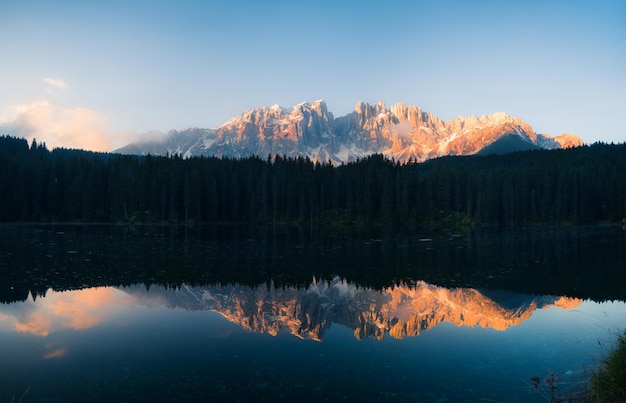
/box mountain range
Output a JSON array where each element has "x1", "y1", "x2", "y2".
[
  {"x1": 115, "y1": 100, "x2": 584, "y2": 163},
  {"x1": 124, "y1": 278, "x2": 582, "y2": 341}
]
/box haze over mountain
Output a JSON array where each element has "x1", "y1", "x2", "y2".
[{"x1": 115, "y1": 100, "x2": 584, "y2": 164}]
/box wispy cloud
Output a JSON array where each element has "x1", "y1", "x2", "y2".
[
  {"x1": 43, "y1": 77, "x2": 67, "y2": 90},
  {"x1": 10, "y1": 288, "x2": 140, "y2": 337},
  {"x1": 14, "y1": 311, "x2": 53, "y2": 337},
  {"x1": 0, "y1": 101, "x2": 115, "y2": 151},
  {"x1": 43, "y1": 348, "x2": 68, "y2": 359}
]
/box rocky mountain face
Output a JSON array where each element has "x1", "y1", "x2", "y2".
[
  {"x1": 115, "y1": 100, "x2": 584, "y2": 163},
  {"x1": 125, "y1": 278, "x2": 582, "y2": 341}
]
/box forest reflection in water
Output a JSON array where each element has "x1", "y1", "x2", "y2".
[
  {"x1": 1, "y1": 224, "x2": 625, "y2": 401},
  {"x1": 1, "y1": 280, "x2": 625, "y2": 402},
  {"x1": 1, "y1": 223, "x2": 625, "y2": 303}
]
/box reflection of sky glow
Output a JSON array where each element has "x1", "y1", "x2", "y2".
[
  {"x1": 43, "y1": 347, "x2": 67, "y2": 359},
  {"x1": 1, "y1": 284, "x2": 625, "y2": 401},
  {"x1": 3, "y1": 287, "x2": 145, "y2": 336},
  {"x1": 0, "y1": 286, "x2": 626, "y2": 340}
]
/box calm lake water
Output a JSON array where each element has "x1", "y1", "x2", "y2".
[{"x1": 1, "y1": 224, "x2": 625, "y2": 402}]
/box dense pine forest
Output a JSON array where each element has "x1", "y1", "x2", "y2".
[{"x1": 1, "y1": 135, "x2": 625, "y2": 233}]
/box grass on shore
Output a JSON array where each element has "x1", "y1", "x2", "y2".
[
  {"x1": 529, "y1": 329, "x2": 626, "y2": 402},
  {"x1": 590, "y1": 329, "x2": 626, "y2": 401}
]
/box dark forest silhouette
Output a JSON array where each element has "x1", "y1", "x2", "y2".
[{"x1": 1, "y1": 135, "x2": 624, "y2": 232}]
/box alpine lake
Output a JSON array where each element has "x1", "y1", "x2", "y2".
[{"x1": 1, "y1": 223, "x2": 625, "y2": 402}]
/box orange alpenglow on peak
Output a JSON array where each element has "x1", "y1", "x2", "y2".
[
  {"x1": 114, "y1": 100, "x2": 584, "y2": 164},
  {"x1": 137, "y1": 278, "x2": 583, "y2": 342}
]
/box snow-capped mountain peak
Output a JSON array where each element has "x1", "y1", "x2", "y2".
[{"x1": 115, "y1": 100, "x2": 584, "y2": 163}]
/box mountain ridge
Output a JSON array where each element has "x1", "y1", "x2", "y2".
[
  {"x1": 123, "y1": 278, "x2": 582, "y2": 341},
  {"x1": 115, "y1": 100, "x2": 584, "y2": 163}
]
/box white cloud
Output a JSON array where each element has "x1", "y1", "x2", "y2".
[
  {"x1": 391, "y1": 121, "x2": 413, "y2": 138},
  {"x1": 0, "y1": 101, "x2": 118, "y2": 152},
  {"x1": 43, "y1": 78, "x2": 67, "y2": 90}
]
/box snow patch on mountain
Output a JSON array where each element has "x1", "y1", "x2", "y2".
[{"x1": 114, "y1": 100, "x2": 584, "y2": 163}]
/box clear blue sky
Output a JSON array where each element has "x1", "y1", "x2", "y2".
[{"x1": 1, "y1": 0, "x2": 624, "y2": 151}]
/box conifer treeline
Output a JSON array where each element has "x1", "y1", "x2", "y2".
[{"x1": 1, "y1": 135, "x2": 624, "y2": 231}]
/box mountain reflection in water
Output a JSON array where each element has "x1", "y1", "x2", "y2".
[
  {"x1": 4, "y1": 278, "x2": 582, "y2": 342},
  {"x1": 1, "y1": 225, "x2": 624, "y2": 402},
  {"x1": 129, "y1": 278, "x2": 583, "y2": 341}
]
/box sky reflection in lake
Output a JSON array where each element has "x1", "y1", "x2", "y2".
[
  {"x1": 1, "y1": 224, "x2": 625, "y2": 401},
  {"x1": 1, "y1": 280, "x2": 625, "y2": 402}
]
